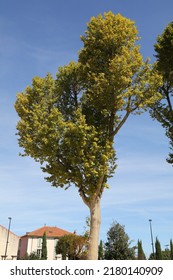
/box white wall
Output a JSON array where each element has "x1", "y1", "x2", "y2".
[
  {"x1": 26, "y1": 237, "x2": 59, "y2": 260},
  {"x1": 0, "y1": 225, "x2": 19, "y2": 260}
]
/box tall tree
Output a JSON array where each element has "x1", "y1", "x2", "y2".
[
  {"x1": 41, "y1": 231, "x2": 47, "y2": 260},
  {"x1": 151, "y1": 21, "x2": 173, "y2": 164},
  {"x1": 155, "y1": 237, "x2": 162, "y2": 260},
  {"x1": 137, "y1": 240, "x2": 146, "y2": 260},
  {"x1": 15, "y1": 12, "x2": 161, "y2": 259},
  {"x1": 104, "y1": 221, "x2": 136, "y2": 260}
]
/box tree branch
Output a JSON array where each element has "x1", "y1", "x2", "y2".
[
  {"x1": 78, "y1": 187, "x2": 90, "y2": 207},
  {"x1": 113, "y1": 110, "x2": 131, "y2": 136},
  {"x1": 111, "y1": 96, "x2": 132, "y2": 136},
  {"x1": 164, "y1": 86, "x2": 172, "y2": 113}
]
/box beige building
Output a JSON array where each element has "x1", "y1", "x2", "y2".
[
  {"x1": 0, "y1": 225, "x2": 20, "y2": 260},
  {"x1": 18, "y1": 225, "x2": 72, "y2": 260}
]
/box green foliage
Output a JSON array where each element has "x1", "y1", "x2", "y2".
[
  {"x1": 15, "y1": 11, "x2": 161, "y2": 204},
  {"x1": 149, "y1": 249, "x2": 171, "y2": 260},
  {"x1": 154, "y1": 22, "x2": 173, "y2": 82},
  {"x1": 151, "y1": 21, "x2": 173, "y2": 164},
  {"x1": 149, "y1": 239, "x2": 173, "y2": 260},
  {"x1": 137, "y1": 240, "x2": 146, "y2": 260},
  {"x1": 15, "y1": 11, "x2": 162, "y2": 259},
  {"x1": 155, "y1": 237, "x2": 162, "y2": 260},
  {"x1": 79, "y1": 12, "x2": 161, "y2": 133},
  {"x1": 20, "y1": 252, "x2": 41, "y2": 260},
  {"x1": 98, "y1": 240, "x2": 104, "y2": 260},
  {"x1": 148, "y1": 252, "x2": 155, "y2": 260},
  {"x1": 55, "y1": 234, "x2": 88, "y2": 260},
  {"x1": 170, "y1": 239, "x2": 173, "y2": 259},
  {"x1": 104, "y1": 221, "x2": 136, "y2": 260},
  {"x1": 41, "y1": 231, "x2": 47, "y2": 260},
  {"x1": 162, "y1": 249, "x2": 171, "y2": 260},
  {"x1": 15, "y1": 71, "x2": 116, "y2": 203}
]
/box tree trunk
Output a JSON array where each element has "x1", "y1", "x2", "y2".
[{"x1": 87, "y1": 198, "x2": 101, "y2": 260}]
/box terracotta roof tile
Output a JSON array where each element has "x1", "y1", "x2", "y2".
[{"x1": 23, "y1": 226, "x2": 72, "y2": 238}]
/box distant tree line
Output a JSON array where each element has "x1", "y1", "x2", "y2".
[
  {"x1": 19, "y1": 221, "x2": 173, "y2": 260},
  {"x1": 55, "y1": 221, "x2": 173, "y2": 260},
  {"x1": 148, "y1": 238, "x2": 173, "y2": 260}
]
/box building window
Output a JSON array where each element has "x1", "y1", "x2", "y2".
[{"x1": 37, "y1": 238, "x2": 42, "y2": 248}]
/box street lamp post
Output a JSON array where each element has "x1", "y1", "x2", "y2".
[
  {"x1": 149, "y1": 219, "x2": 155, "y2": 256},
  {"x1": 4, "y1": 217, "x2": 12, "y2": 260}
]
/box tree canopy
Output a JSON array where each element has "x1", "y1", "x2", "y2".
[
  {"x1": 151, "y1": 21, "x2": 173, "y2": 164},
  {"x1": 104, "y1": 221, "x2": 136, "y2": 260},
  {"x1": 55, "y1": 234, "x2": 88, "y2": 260},
  {"x1": 15, "y1": 12, "x2": 161, "y2": 259}
]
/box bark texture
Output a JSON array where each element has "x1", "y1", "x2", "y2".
[{"x1": 87, "y1": 198, "x2": 101, "y2": 260}]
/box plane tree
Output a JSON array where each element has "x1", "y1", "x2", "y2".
[
  {"x1": 151, "y1": 21, "x2": 173, "y2": 164},
  {"x1": 15, "y1": 12, "x2": 161, "y2": 259}
]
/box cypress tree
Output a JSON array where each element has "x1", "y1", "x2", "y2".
[
  {"x1": 98, "y1": 240, "x2": 104, "y2": 260},
  {"x1": 155, "y1": 237, "x2": 162, "y2": 260},
  {"x1": 41, "y1": 231, "x2": 47, "y2": 260},
  {"x1": 137, "y1": 240, "x2": 146, "y2": 260},
  {"x1": 170, "y1": 239, "x2": 173, "y2": 260}
]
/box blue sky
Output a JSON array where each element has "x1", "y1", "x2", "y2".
[{"x1": 0, "y1": 0, "x2": 173, "y2": 258}]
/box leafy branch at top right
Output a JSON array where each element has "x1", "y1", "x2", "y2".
[{"x1": 151, "y1": 21, "x2": 173, "y2": 164}]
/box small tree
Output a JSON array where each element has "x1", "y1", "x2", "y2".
[
  {"x1": 56, "y1": 234, "x2": 88, "y2": 260},
  {"x1": 41, "y1": 231, "x2": 47, "y2": 260},
  {"x1": 104, "y1": 221, "x2": 136, "y2": 260},
  {"x1": 155, "y1": 237, "x2": 162, "y2": 260},
  {"x1": 137, "y1": 240, "x2": 146, "y2": 260},
  {"x1": 98, "y1": 240, "x2": 104, "y2": 260}
]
